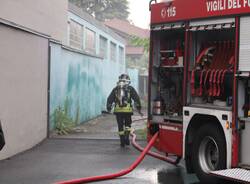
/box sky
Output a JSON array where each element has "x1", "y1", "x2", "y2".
[{"x1": 128, "y1": 0, "x2": 150, "y2": 29}]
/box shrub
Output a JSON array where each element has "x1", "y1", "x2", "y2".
[{"x1": 52, "y1": 98, "x2": 74, "y2": 135}]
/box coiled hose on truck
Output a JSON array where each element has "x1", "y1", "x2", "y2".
[{"x1": 55, "y1": 117, "x2": 180, "y2": 184}]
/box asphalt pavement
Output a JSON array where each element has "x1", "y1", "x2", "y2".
[
  {"x1": 0, "y1": 138, "x2": 200, "y2": 184},
  {"x1": 0, "y1": 113, "x2": 232, "y2": 184}
]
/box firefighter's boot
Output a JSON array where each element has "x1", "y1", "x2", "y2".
[
  {"x1": 119, "y1": 135, "x2": 125, "y2": 147},
  {"x1": 125, "y1": 127, "x2": 131, "y2": 145},
  {"x1": 124, "y1": 133, "x2": 130, "y2": 145}
]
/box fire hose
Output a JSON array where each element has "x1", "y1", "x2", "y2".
[
  {"x1": 131, "y1": 118, "x2": 180, "y2": 165},
  {"x1": 130, "y1": 130, "x2": 180, "y2": 165},
  {"x1": 56, "y1": 118, "x2": 180, "y2": 184}
]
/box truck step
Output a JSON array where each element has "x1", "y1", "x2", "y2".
[{"x1": 210, "y1": 168, "x2": 250, "y2": 183}]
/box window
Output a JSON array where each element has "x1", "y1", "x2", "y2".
[
  {"x1": 69, "y1": 20, "x2": 83, "y2": 50},
  {"x1": 110, "y1": 42, "x2": 117, "y2": 62},
  {"x1": 119, "y1": 46, "x2": 125, "y2": 64},
  {"x1": 99, "y1": 36, "x2": 108, "y2": 59},
  {"x1": 85, "y1": 28, "x2": 96, "y2": 54}
]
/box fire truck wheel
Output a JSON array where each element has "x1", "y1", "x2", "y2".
[{"x1": 192, "y1": 124, "x2": 226, "y2": 184}]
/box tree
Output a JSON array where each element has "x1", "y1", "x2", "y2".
[
  {"x1": 130, "y1": 36, "x2": 150, "y2": 53},
  {"x1": 126, "y1": 53, "x2": 149, "y2": 71},
  {"x1": 127, "y1": 36, "x2": 150, "y2": 72},
  {"x1": 69, "y1": 0, "x2": 129, "y2": 22}
]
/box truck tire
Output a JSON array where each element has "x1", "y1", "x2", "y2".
[{"x1": 191, "y1": 124, "x2": 226, "y2": 184}]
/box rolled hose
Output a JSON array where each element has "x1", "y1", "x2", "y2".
[{"x1": 55, "y1": 132, "x2": 159, "y2": 184}]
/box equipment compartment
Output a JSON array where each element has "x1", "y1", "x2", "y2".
[
  {"x1": 150, "y1": 28, "x2": 185, "y2": 121},
  {"x1": 158, "y1": 123, "x2": 183, "y2": 156},
  {"x1": 188, "y1": 27, "x2": 235, "y2": 108}
]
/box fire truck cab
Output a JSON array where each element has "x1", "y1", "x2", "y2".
[{"x1": 148, "y1": 0, "x2": 250, "y2": 183}]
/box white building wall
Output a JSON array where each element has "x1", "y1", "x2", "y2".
[
  {"x1": 0, "y1": 25, "x2": 48, "y2": 160},
  {"x1": 0, "y1": 0, "x2": 68, "y2": 44}
]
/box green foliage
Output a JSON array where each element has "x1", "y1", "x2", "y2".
[
  {"x1": 52, "y1": 98, "x2": 74, "y2": 135},
  {"x1": 74, "y1": 105, "x2": 80, "y2": 125},
  {"x1": 130, "y1": 36, "x2": 150, "y2": 53},
  {"x1": 64, "y1": 97, "x2": 70, "y2": 115},
  {"x1": 69, "y1": 0, "x2": 129, "y2": 21},
  {"x1": 126, "y1": 53, "x2": 149, "y2": 72},
  {"x1": 128, "y1": 36, "x2": 149, "y2": 72}
]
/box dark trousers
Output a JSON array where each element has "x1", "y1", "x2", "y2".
[{"x1": 116, "y1": 113, "x2": 132, "y2": 146}]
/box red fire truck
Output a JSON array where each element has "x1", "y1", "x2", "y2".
[{"x1": 147, "y1": 0, "x2": 250, "y2": 183}]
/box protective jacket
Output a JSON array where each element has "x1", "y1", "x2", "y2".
[{"x1": 106, "y1": 86, "x2": 141, "y2": 114}]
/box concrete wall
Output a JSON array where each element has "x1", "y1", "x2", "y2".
[
  {"x1": 0, "y1": 0, "x2": 68, "y2": 43},
  {"x1": 0, "y1": 24, "x2": 48, "y2": 160},
  {"x1": 50, "y1": 43, "x2": 124, "y2": 129},
  {"x1": 49, "y1": 10, "x2": 127, "y2": 130},
  {"x1": 67, "y1": 11, "x2": 126, "y2": 65}
]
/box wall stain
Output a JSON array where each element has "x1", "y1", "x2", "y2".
[{"x1": 49, "y1": 43, "x2": 132, "y2": 130}]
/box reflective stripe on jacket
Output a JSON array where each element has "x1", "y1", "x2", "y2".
[{"x1": 114, "y1": 103, "x2": 133, "y2": 113}]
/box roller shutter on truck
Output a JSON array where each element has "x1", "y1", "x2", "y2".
[
  {"x1": 151, "y1": 22, "x2": 185, "y2": 31},
  {"x1": 189, "y1": 18, "x2": 235, "y2": 30},
  {"x1": 239, "y1": 16, "x2": 250, "y2": 72},
  {"x1": 238, "y1": 15, "x2": 250, "y2": 171}
]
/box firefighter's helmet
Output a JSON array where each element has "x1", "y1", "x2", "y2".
[{"x1": 118, "y1": 74, "x2": 131, "y2": 84}]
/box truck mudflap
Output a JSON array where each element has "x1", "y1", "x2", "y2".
[{"x1": 210, "y1": 168, "x2": 250, "y2": 183}]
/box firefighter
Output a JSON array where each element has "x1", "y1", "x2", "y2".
[{"x1": 107, "y1": 74, "x2": 142, "y2": 147}]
